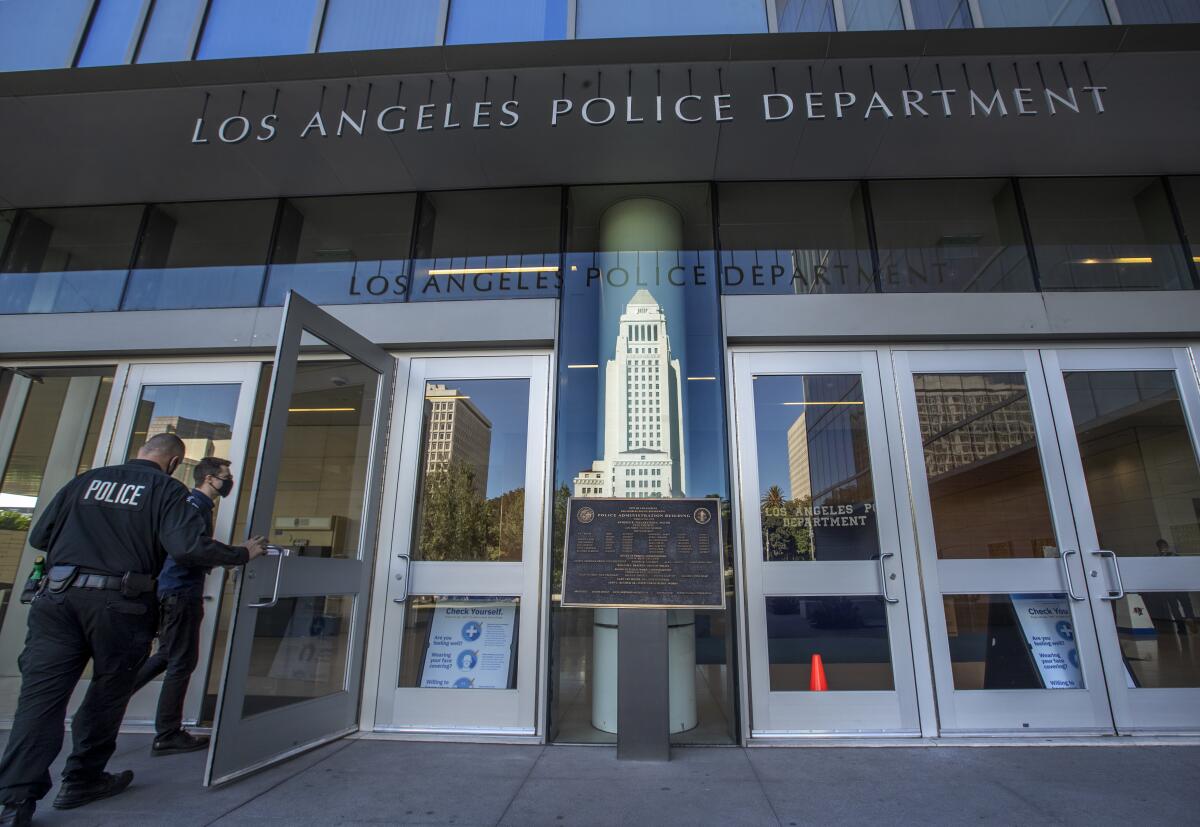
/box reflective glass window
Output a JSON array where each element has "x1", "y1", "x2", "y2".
[
  {"x1": 576, "y1": 0, "x2": 768, "y2": 38},
  {"x1": 717, "y1": 182, "x2": 874, "y2": 295},
  {"x1": 319, "y1": 0, "x2": 441, "y2": 52},
  {"x1": 0, "y1": 212, "x2": 14, "y2": 263},
  {"x1": 0, "y1": 206, "x2": 142, "y2": 314},
  {"x1": 196, "y1": 0, "x2": 322, "y2": 60},
  {"x1": 77, "y1": 0, "x2": 148, "y2": 67},
  {"x1": 910, "y1": 0, "x2": 974, "y2": 28},
  {"x1": 775, "y1": 0, "x2": 836, "y2": 31},
  {"x1": 842, "y1": 0, "x2": 905, "y2": 29},
  {"x1": 409, "y1": 188, "x2": 560, "y2": 303},
  {"x1": 135, "y1": 0, "x2": 206, "y2": 63},
  {"x1": 767, "y1": 597, "x2": 894, "y2": 690},
  {"x1": 122, "y1": 200, "x2": 275, "y2": 310},
  {"x1": 262, "y1": 194, "x2": 416, "y2": 307},
  {"x1": 0, "y1": 0, "x2": 92, "y2": 71},
  {"x1": 870, "y1": 179, "x2": 1035, "y2": 292},
  {"x1": 1114, "y1": 593, "x2": 1200, "y2": 687},
  {"x1": 1170, "y1": 176, "x2": 1200, "y2": 275},
  {"x1": 1115, "y1": 0, "x2": 1200, "y2": 23},
  {"x1": 447, "y1": 0, "x2": 568, "y2": 43},
  {"x1": 1022, "y1": 177, "x2": 1192, "y2": 291},
  {"x1": 976, "y1": 0, "x2": 1110, "y2": 26}
]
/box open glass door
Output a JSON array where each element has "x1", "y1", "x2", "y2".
[{"x1": 206, "y1": 292, "x2": 394, "y2": 785}]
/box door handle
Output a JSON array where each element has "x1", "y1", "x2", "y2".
[
  {"x1": 878, "y1": 550, "x2": 899, "y2": 604},
  {"x1": 1092, "y1": 549, "x2": 1125, "y2": 601},
  {"x1": 392, "y1": 553, "x2": 411, "y2": 604},
  {"x1": 247, "y1": 546, "x2": 289, "y2": 609},
  {"x1": 1059, "y1": 549, "x2": 1085, "y2": 601}
]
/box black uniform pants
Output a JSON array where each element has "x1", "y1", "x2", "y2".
[
  {"x1": 0, "y1": 588, "x2": 156, "y2": 804},
  {"x1": 132, "y1": 593, "x2": 204, "y2": 737}
]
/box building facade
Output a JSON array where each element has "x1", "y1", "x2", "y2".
[{"x1": 1, "y1": 0, "x2": 1200, "y2": 784}]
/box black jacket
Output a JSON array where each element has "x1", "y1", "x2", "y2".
[{"x1": 29, "y1": 458, "x2": 249, "y2": 576}]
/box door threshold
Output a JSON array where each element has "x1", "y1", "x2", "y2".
[
  {"x1": 746, "y1": 735, "x2": 1200, "y2": 747},
  {"x1": 359, "y1": 730, "x2": 543, "y2": 745}
]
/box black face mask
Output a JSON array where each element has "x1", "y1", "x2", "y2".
[{"x1": 213, "y1": 476, "x2": 234, "y2": 498}]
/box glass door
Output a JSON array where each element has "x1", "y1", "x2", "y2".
[
  {"x1": 105, "y1": 361, "x2": 262, "y2": 724},
  {"x1": 206, "y1": 293, "x2": 394, "y2": 785},
  {"x1": 732, "y1": 351, "x2": 921, "y2": 736},
  {"x1": 373, "y1": 355, "x2": 550, "y2": 734},
  {"x1": 893, "y1": 348, "x2": 1112, "y2": 734},
  {"x1": 1043, "y1": 347, "x2": 1200, "y2": 732}
]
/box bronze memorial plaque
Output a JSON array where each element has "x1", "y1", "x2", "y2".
[{"x1": 561, "y1": 497, "x2": 724, "y2": 609}]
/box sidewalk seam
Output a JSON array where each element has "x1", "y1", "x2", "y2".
[
  {"x1": 744, "y1": 749, "x2": 785, "y2": 827},
  {"x1": 492, "y1": 744, "x2": 547, "y2": 826}
]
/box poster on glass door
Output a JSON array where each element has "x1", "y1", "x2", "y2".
[
  {"x1": 1011, "y1": 594, "x2": 1084, "y2": 689},
  {"x1": 420, "y1": 598, "x2": 517, "y2": 689}
]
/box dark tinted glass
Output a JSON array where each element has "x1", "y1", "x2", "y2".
[
  {"x1": 319, "y1": 0, "x2": 441, "y2": 51},
  {"x1": 910, "y1": 0, "x2": 974, "y2": 27},
  {"x1": 0, "y1": 0, "x2": 92, "y2": 71},
  {"x1": 1023, "y1": 177, "x2": 1191, "y2": 291},
  {"x1": 409, "y1": 188, "x2": 560, "y2": 303},
  {"x1": 0, "y1": 206, "x2": 142, "y2": 314},
  {"x1": 77, "y1": 0, "x2": 147, "y2": 67},
  {"x1": 262, "y1": 194, "x2": 416, "y2": 306},
  {"x1": 843, "y1": 0, "x2": 904, "y2": 29},
  {"x1": 447, "y1": 0, "x2": 568, "y2": 43},
  {"x1": 122, "y1": 200, "x2": 275, "y2": 310},
  {"x1": 135, "y1": 0, "x2": 206, "y2": 63},
  {"x1": 766, "y1": 596, "x2": 894, "y2": 691},
  {"x1": 977, "y1": 0, "x2": 1109, "y2": 26},
  {"x1": 1114, "y1": 593, "x2": 1200, "y2": 687},
  {"x1": 0, "y1": 211, "x2": 14, "y2": 263},
  {"x1": 196, "y1": 0, "x2": 322, "y2": 60},
  {"x1": 871, "y1": 179, "x2": 1034, "y2": 292},
  {"x1": 1170, "y1": 176, "x2": 1200, "y2": 275},
  {"x1": 775, "y1": 0, "x2": 836, "y2": 31},
  {"x1": 1113, "y1": 0, "x2": 1200, "y2": 22},
  {"x1": 576, "y1": 0, "x2": 768, "y2": 37},
  {"x1": 718, "y1": 182, "x2": 874, "y2": 295}
]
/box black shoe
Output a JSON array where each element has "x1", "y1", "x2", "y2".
[
  {"x1": 151, "y1": 729, "x2": 210, "y2": 756},
  {"x1": 0, "y1": 801, "x2": 34, "y2": 827},
  {"x1": 52, "y1": 770, "x2": 133, "y2": 810}
]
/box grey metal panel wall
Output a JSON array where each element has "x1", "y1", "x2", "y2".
[
  {"x1": 722, "y1": 292, "x2": 1200, "y2": 343},
  {"x1": 0, "y1": 299, "x2": 557, "y2": 357}
]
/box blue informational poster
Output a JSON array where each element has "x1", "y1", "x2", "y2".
[
  {"x1": 420, "y1": 598, "x2": 517, "y2": 689},
  {"x1": 1011, "y1": 595, "x2": 1084, "y2": 689}
]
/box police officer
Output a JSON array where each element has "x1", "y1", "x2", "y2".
[
  {"x1": 130, "y1": 455, "x2": 236, "y2": 756},
  {"x1": 0, "y1": 434, "x2": 266, "y2": 826}
]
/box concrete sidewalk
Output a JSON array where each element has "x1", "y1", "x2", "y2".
[{"x1": 3, "y1": 731, "x2": 1197, "y2": 826}]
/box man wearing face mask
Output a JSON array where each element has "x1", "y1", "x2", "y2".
[
  {"x1": 0, "y1": 435, "x2": 266, "y2": 827},
  {"x1": 131, "y1": 456, "x2": 235, "y2": 757}
]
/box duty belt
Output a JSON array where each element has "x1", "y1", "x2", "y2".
[{"x1": 72, "y1": 574, "x2": 125, "y2": 591}]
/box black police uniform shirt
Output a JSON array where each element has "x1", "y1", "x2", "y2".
[
  {"x1": 156, "y1": 488, "x2": 215, "y2": 598},
  {"x1": 29, "y1": 458, "x2": 249, "y2": 576}
]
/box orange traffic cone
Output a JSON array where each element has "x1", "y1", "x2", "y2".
[{"x1": 810, "y1": 654, "x2": 828, "y2": 692}]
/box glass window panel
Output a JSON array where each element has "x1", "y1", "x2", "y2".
[
  {"x1": 135, "y1": 0, "x2": 206, "y2": 63},
  {"x1": 409, "y1": 188, "x2": 560, "y2": 302},
  {"x1": 753, "y1": 375, "x2": 879, "y2": 561},
  {"x1": 122, "y1": 200, "x2": 274, "y2": 310},
  {"x1": 1022, "y1": 177, "x2": 1191, "y2": 291},
  {"x1": 910, "y1": 0, "x2": 974, "y2": 27},
  {"x1": 123, "y1": 384, "x2": 240, "y2": 486},
  {"x1": 871, "y1": 179, "x2": 1035, "y2": 292},
  {"x1": 576, "y1": 0, "x2": 768, "y2": 38},
  {"x1": 718, "y1": 182, "x2": 875, "y2": 295},
  {"x1": 775, "y1": 0, "x2": 837, "y2": 31},
  {"x1": 0, "y1": 211, "x2": 15, "y2": 262},
  {"x1": 842, "y1": 0, "x2": 905, "y2": 29},
  {"x1": 262, "y1": 194, "x2": 416, "y2": 307},
  {"x1": 1115, "y1": 592, "x2": 1199, "y2": 688},
  {"x1": 0, "y1": 0, "x2": 92, "y2": 71},
  {"x1": 915, "y1": 373, "x2": 1060, "y2": 560},
  {"x1": 1063, "y1": 370, "x2": 1200, "y2": 558},
  {"x1": 0, "y1": 206, "x2": 141, "y2": 314},
  {"x1": 398, "y1": 596, "x2": 520, "y2": 689},
  {"x1": 766, "y1": 596, "x2": 894, "y2": 690},
  {"x1": 319, "y1": 0, "x2": 441, "y2": 52},
  {"x1": 412, "y1": 380, "x2": 529, "y2": 562},
  {"x1": 241, "y1": 594, "x2": 353, "y2": 716},
  {"x1": 945, "y1": 594, "x2": 1084, "y2": 689},
  {"x1": 977, "y1": 0, "x2": 1110, "y2": 25},
  {"x1": 1170, "y1": 176, "x2": 1200, "y2": 275},
  {"x1": 75, "y1": 375, "x2": 114, "y2": 476},
  {"x1": 1115, "y1": 0, "x2": 1200, "y2": 23},
  {"x1": 447, "y1": 0, "x2": 568, "y2": 44},
  {"x1": 196, "y1": 0, "x2": 322, "y2": 60},
  {"x1": 77, "y1": 0, "x2": 147, "y2": 67}
]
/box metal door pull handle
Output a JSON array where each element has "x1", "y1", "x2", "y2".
[
  {"x1": 1092, "y1": 549, "x2": 1125, "y2": 601},
  {"x1": 1060, "y1": 549, "x2": 1085, "y2": 601},
  {"x1": 878, "y1": 550, "x2": 899, "y2": 604},
  {"x1": 247, "y1": 546, "x2": 289, "y2": 609}
]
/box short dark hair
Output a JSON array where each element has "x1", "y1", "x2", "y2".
[
  {"x1": 140, "y1": 433, "x2": 185, "y2": 458},
  {"x1": 194, "y1": 456, "x2": 231, "y2": 487}
]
